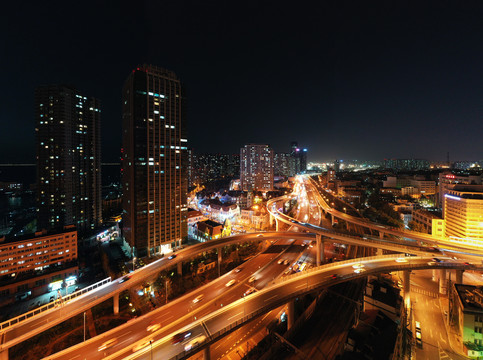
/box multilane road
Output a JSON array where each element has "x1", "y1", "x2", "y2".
[
  {"x1": 0, "y1": 232, "x2": 315, "y2": 352},
  {"x1": 47, "y1": 254, "x2": 478, "y2": 360}
]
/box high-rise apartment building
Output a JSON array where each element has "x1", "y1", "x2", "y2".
[
  {"x1": 189, "y1": 153, "x2": 240, "y2": 185},
  {"x1": 290, "y1": 141, "x2": 308, "y2": 174},
  {"x1": 274, "y1": 152, "x2": 293, "y2": 177},
  {"x1": 240, "y1": 144, "x2": 274, "y2": 191},
  {"x1": 444, "y1": 185, "x2": 483, "y2": 245},
  {"x1": 35, "y1": 85, "x2": 101, "y2": 233},
  {"x1": 122, "y1": 65, "x2": 187, "y2": 257}
]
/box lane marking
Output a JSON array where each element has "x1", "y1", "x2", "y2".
[
  {"x1": 264, "y1": 294, "x2": 278, "y2": 302},
  {"x1": 227, "y1": 312, "x2": 244, "y2": 321}
]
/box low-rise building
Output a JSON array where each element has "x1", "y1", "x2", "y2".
[
  {"x1": 198, "y1": 199, "x2": 240, "y2": 223},
  {"x1": 411, "y1": 208, "x2": 444, "y2": 237},
  {"x1": 194, "y1": 220, "x2": 224, "y2": 241},
  {"x1": 239, "y1": 204, "x2": 270, "y2": 230},
  {"x1": 364, "y1": 277, "x2": 402, "y2": 322},
  {"x1": 187, "y1": 209, "x2": 207, "y2": 237},
  {"x1": 0, "y1": 226, "x2": 78, "y2": 305},
  {"x1": 450, "y1": 283, "x2": 483, "y2": 358}
]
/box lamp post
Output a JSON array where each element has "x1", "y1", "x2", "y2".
[
  {"x1": 150, "y1": 340, "x2": 153, "y2": 360},
  {"x1": 83, "y1": 311, "x2": 86, "y2": 342}
]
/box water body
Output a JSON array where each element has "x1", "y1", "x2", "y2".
[{"x1": 0, "y1": 164, "x2": 121, "y2": 187}]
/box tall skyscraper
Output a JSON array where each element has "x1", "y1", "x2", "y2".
[
  {"x1": 35, "y1": 85, "x2": 101, "y2": 233},
  {"x1": 122, "y1": 65, "x2": 188, "y2": 257},
  {"x1": 240, "y1": 144, "x2": 274, "y2": 191},
  {"x1": 290, "y1": 141, "x2": 308, "y2": 174}
]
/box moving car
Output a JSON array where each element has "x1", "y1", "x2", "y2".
[
  {"x1": 277, "y1": 259, "x2": 284, "y2": 264},
  {"x1": 283, "y1": 259, "x2": 290, "y2": 266},
  {"x1": 225, "y1": 279, "x2": 236, "y2": 287},
  {"x1": 98, "y1": 338, "x2": 118, "y2": 351},
  {"x1": 184, "y1": 335, "x2": 206, "y2": 351},
  {"x1": 147, "y1": 323, "x2": 161, "y2": 332},
  {"x1": 172, "y1": 331, "x2": 192, "y2": 344},
  {"x1": 415, "y1": 330, "x2": 422, "y2": 348},
  {"x1": 192, "y1": 294, "x2": 204, "y2": 303},
  {"x1": 132, "y1": 339, "x2": 153, "y2": 352},
  {"x1": 243, "y1": 289, "x2": 255, "y2": 297},
  {"x1": 248, "y1": 276, "x2": 256, "y2": 283},
  {"x1": 168, "y1": 254, "x2": 177, "y2": 260},
  {"x1": 118, "y1": 274, "x2": 132, "y2": 283}
]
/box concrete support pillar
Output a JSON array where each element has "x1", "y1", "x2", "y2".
[
  {"x1": 320, "y1": 240, "x2": 325, "y2": 264},
  {"x1": 439, "y1": 269, "x2": 447, "y2": 295},
  {"x1": 379, "y1": 231, "x2": 384, "y2": 239},
  {"x1": 376, "y1": 248, "x2": 383, "y2": 256},
  {"x1": 331, "y1": 214, "x2": 335, "y2": 226},
  {"x1": 0, "y1": 350, "x2": 7, "y2": 360},
  {"x1": 432, "y1": 269, "x2": 437, "y2": 282},
  {"x1": 218, "y1": 247, "x2": 222, "y2": 277},
  {"x1": 287, "y1": 299, "x2": 295, "y2": 331},
  {"x1": 203, "y1": 346, "x2": 211, "y2": 360},
  {"x1": 316, "y1": 235, "x2": 321, "y2": 267},
  {"x1": 403, "y1": 270, "x2": 411, "y2": 309},
  {"x1": 455, "y1": 269, "x2": 464, "y2": 284},
  {"x1": 275, "y1": 219, "x2": 279, "y2": 231},
  {"x1": 177, "y1": 261, "x2": 182, "y2": 277},
  {"x1": 269, "y1": 214, "x2": 274, "y2": 227},
  {"x1": 113, "y1": 292, "x2": 119, "y2": 314}
]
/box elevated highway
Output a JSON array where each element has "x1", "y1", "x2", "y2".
[
  {"x1": 43, "y1": 254, "x2": 480, "y2": 360},
  {"x1": 4, "y1": 180, "x2": 483, "y2": 359},
  {"x1": 267, "y1": 193, "x2": 483, "y2": 259},
  {"x1": 0, "y1": 232, "x2": 312, "y2": 352},
  {"x1": 305, "y1": 176, "x2": 483, "y2": 252}
]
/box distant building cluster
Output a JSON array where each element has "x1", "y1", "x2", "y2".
[
  {"x1": 383, "y1": 158, "x2": 430, "y2": 171},
  {"x1": 188, "y1": 153, "x2": 240, "y2": 186}
]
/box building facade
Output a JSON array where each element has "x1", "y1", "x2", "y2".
[
  {"x1": 444, "y1": 185, "x2": 483, "y2": 246},
  {"x1": 438, "y1": 172, "x2": 482, "y2": 211},
  {"x1": 240, "y1": 144, "x2": 274, "y2": 191},
  {"x1": 122, "y1": 65, "x2": 188, "y2": 257},
  {"x1": 450, "y1": 284, "x2": 483, "y2": 358},
  {"x1": 0, "y1": 227, "x2": 78, "y2": 304},
  {"x1": 290, "y1": 141, "x2": 308, "y2": 174},
  {"x1": 35, "y1": 85, "x2": 102, "y2": 233}
]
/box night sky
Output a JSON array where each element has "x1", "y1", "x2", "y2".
[{"x1": 1, "y1": 1, "x2": 482, "y2": 163}]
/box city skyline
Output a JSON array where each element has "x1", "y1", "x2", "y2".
[{"x1": 1, "y1": 2, "x2": 482, "y2": 164}]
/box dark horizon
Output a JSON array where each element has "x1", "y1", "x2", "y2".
[{"x1": 1, "y1": 2, "x2": 482, "y2": 163}]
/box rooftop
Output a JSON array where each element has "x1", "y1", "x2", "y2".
[{"x1": 454, "y1": 284, "x2": 483, "y2": 313}]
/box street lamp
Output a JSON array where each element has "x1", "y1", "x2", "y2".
[
  {"x1": 150, "y1": 340, "x2": 153, "y2": 360},
  {"x1": 83, "y1": 311, "x2": 86, "y2": 342}
]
